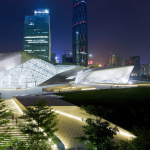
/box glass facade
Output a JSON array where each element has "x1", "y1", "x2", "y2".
[
  {"x1": 72, "y1": 0, "x2": 88, "y2": 66},
  {"x1": 23, "y1": 9, "x2": 51, "y2": 60},
  {"x1": 0, "y1": 58, "x2": 78, "y2": 89}
]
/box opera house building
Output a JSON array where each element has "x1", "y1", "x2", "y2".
[
  {"x1": 75, "y1": 66, "x2": 134, "y2": 84},
  {"x1": 0, "y1": 51, "x2": 134, "y2": 89}
]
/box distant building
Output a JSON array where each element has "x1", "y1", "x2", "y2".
[
  {"x1": 72, "y1": 0, "x2": 88, "y2": 66},
  {"x1": 130, "y1": 56, "x2": 140, "y2": 74},
  {"x1": 144, "y1": 63, "x2": 150, "y2": 75},
  {"x1": 23, "y1": 9, "x2": 51, "y2": 60},
  {"x1": 140, "y1": 64, "x2": 146, "y2": 75},
  {"x1": 62, "y1": 54, "x2": 66, "y2": 63},
  {"x1": 62, "y1": 54, "x2": 73, "y2": 63},
  {"x1": 64, "y1": 50, "x2": 72, "y2": 57},
  {"x1": 123, "y1": 59, "x2": 133, "y2": 66},
  {"x1": 62, "y1": 50, "x2": 73, "y2": 63},
  {"x1": 109, "y1": 56, "x2": 122, "y2": 66},
  {"x1": 51, "y1": 52, "x2": 56, "y2": 62}
]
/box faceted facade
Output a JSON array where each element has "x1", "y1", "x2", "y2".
[
  {"x1": 23, "y1": 9, "x2": 51, "y2": 61},
  {"x1": 0, "y1": 58, "x2": 77, "y2": 89},
  {"x1": 75, "y1": 66, "x2": 134, "y2": 84},
  {"x1": 72, "y1": 0, "x2": 88, "y2": 66}
]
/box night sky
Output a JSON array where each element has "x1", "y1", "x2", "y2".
[{"x1": 0, "y1": 0, "x2": 150, "y2": 65}]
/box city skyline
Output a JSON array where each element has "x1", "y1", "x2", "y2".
[{"x1": 0, "y1": 0, "x2": 150, "y2": 65}]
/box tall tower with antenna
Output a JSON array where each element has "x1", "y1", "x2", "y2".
[{"x1": 72, "y1": 0, "x2": 88, "y2": 66}]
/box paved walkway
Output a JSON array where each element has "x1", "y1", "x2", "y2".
[
  {"x1": 0, "y1": 84, "x2": 63, "y2": 99},
  {"x1": 55, "y1": 114, "x2": 84, "y2": 149},
  {"x1": 0, "y1": 83, "x2": 127, "y2": 99},
  {"x1": 4, "y1": 99, "x2": 23, "y2": 116}
]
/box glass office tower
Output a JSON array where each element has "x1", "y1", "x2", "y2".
[
  {"x1": 72, "y1": 0, "x2": 88, "y2": 66},
  {"x1": 23, "y1": 9, "x2": 51, "y2": 61}
]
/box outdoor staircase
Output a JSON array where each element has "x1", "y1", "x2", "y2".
[
  {"x1": 0, "y1": 99, "x2": 61, "y2": 150},
  {"x1": 0, "y1": 118, "x2": 28, "y2": 146},
  {"x1": 0, "y1": 99, "x2": 27, "y2": 147}
]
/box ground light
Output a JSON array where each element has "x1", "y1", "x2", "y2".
[{"x1": 81, "y1": 88, "x2": 97, "y2": 90}]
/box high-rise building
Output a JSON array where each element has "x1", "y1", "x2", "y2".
[
  {"x1": 23, "y1": 9, "x2": 51, "y2": 61},
  {"x1": 72, "y1": 0, "x2": 88, "y2": 66}
]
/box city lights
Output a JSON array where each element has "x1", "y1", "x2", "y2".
[
  {"x1": 45, "y1": 10, "x2": 49, "y2": 13},
  {"x1": 99, "y1": 64, "x2": 102, "y2": 67}
]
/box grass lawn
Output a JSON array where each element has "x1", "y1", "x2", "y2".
[{"x1": 56, "y1": 87, "x2": 150, "y2": 131}]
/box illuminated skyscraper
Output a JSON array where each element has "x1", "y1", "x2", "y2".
[
  {"x1": 23, "y1": 9, "x2": 51, "y2": 60},
  {"x1": 72, "y1": 0, "x2": 88, "y2": 66}
]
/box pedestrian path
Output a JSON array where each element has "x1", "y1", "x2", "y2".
[{"x1": 4, "y1": 99, "x2": 23, "y2": 116}]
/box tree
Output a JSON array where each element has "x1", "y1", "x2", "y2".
[
  {"x1": 18, "y1": 98, "x2": 59, "y2": 150},
  {"x1": 131, "y1": 126, "x2": 150, "y2": 150},
  {"x1": 0, "y1": 99, "x2": 14, "y2": 144},
  {"x1": 75, "y1": 105, "x2": 118, "y2": 150},
  {"x1": 117, "y1": 140, "x2": 134, "y2": 150},
  {"x1": 2, "y1": 137, "x2": 27, "y2": 150},
  {"x1": 116, "y1": 109, "x2": 150, "y2": 150},
  {"x1": 116, "y1": 127, "x2": 150, "y2": 150}
]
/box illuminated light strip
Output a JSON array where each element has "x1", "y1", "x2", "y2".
[
  {"x1": 92, "y1": 83, "x2": 138, "y2": 87},
  {"x1": 81, "y1": 88, "x2": 97, "y2": 91},
  {"x1": 55, "y1": 110, "x2": 82, "y2": 121},
  {"x1": 55, "y1": 110, "x2": 135, "y2": 138},
  {"x1": 24, "y1": 36, "x2": 48, "y2": 38},
  {"x1": 11, "y1": 99, "x2": 23, "y2": 114},
  {"x1": 73, "y1": 1, "x2": 86, "y2": 7},
  {"x1": 113, "y1": 85, "x2": 138, "y2": 87},
  {"x1": 119, "y1": 131, "x2": 135, "y2": 138},
  {"x1": 72, "y1": 21, "x2": 87, "y2": 27}
]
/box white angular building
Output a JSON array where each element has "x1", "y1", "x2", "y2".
[
  {"x1": 0, "y1": 52, "x2": 79, "y2": 89},
  {"x1": 75, "y1": 66, "x2": 134, "y2": 84}
]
